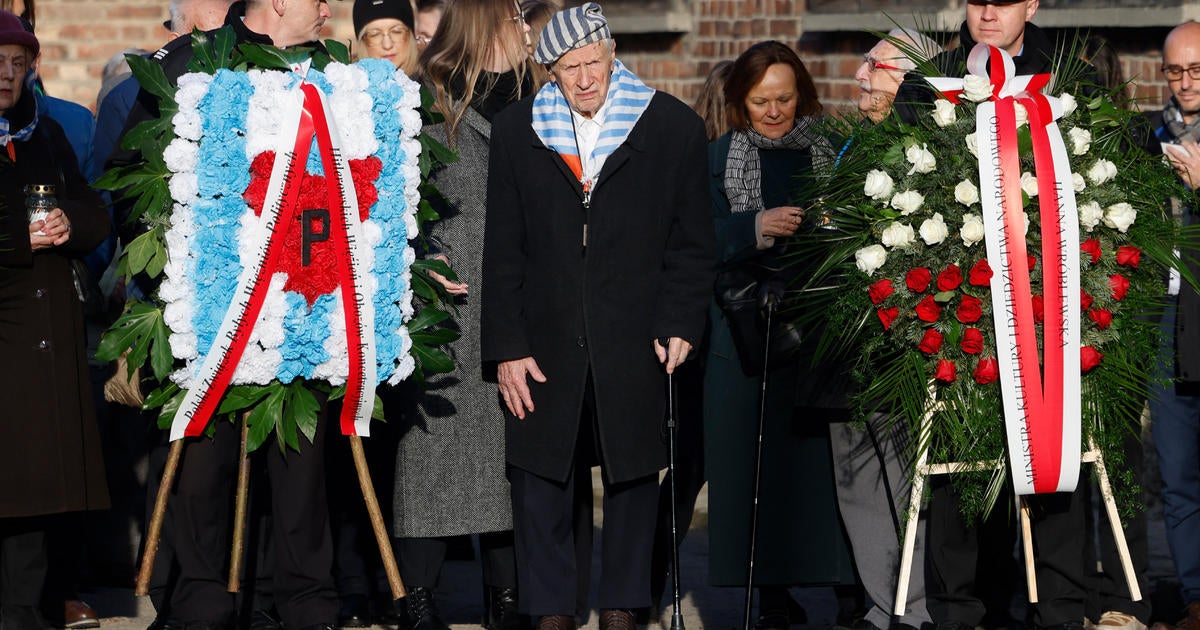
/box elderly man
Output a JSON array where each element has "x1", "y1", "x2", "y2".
[
  {"x1": 834, "y1": 30, "x2": 942, "y2": 630},
  {"x1": 112, "y1": 2, "x2": 339, "y2": 630},
  {"x1": 1148, "y1": 20, "x2": 1200, "y2": 630},
  {"x1": 480, "y1": 3, "x2": 714, "y2": 629}
]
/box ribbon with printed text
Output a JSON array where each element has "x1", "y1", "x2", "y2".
[
  {"x1": 170, "y1": 82, "x2": 377, "y2": 442},
  {"x1": 927, "y1": 44, "x2": 1081, "y2": 495}
]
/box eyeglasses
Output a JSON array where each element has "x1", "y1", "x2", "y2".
[
  {"x1": 1162, "y1": 65, "x2": 1200, "y2": 82},
  {"x1": 363, "y1": 25, "x2": 411, "y2": 46},
  {"x1": 862, "y1": 55, "x2": 906, "y2": 74}
]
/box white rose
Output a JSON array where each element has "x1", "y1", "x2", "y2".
[
  {"x1": 1087, "y1": 159, "x2": 1118, "y2": 185},
  {"x1": 954, "y1": 179, "x2": 980, "y2": 206},
  {"x1": 1072, "y1": 172, "x2": 1086, "y2": 192},
  {"x1": 1079, "y1": 201, "x2": 1104, "y2": 232},
  {"x1": 1020, "y1": 171, "x2": 1039, "y2": 197},
  {"x1": 1102, "y1": 202, "x2": 1137, "y2": 233},
  {"x1": 855, "y1": 244, "x2": 888, "y2": 275},
  {"x1": 960, "y1": 213, "x2": 985, "y2": 246},
  {"x1": 1068, "y1": 127, "x2": 1092, "y2": 155},
  {"x1": 881, "y1": 221, "x2": 916, "y2": 248},
  {"x1": 890, "y1": 190, "x2": 925, "y2": 215},
  {"x1": 965, "y1": 132, "x2": 979, "y2": 157},
  {"x1": 1014, "y1": 102, "x2": 1029, "y2": 128},
  {"x1": 932, "y1": 99, "x2": 958, "y2": 127},
  {"x1": 1060, "y1": 92, "x2": 1078, "y2": 117},
  {"x1": 920, "y1": 212, "x2": 949, "y2": 246},
  {"x1": 863, "y1": 169, "x2": 895, "y2": 200},
  {"x1": 963, "y1": 74, "x2": 993, "y2": 102},
  {"x1": 905, "y1": 142, "x2": 937, "y2": 175}
]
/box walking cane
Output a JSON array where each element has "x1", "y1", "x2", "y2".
[
  {"x1": 659, "y1": 338, "x2": 687, "y2": 630},
  {"x1": 743, "y1": 282, "x2": 784, "y2": 630}
]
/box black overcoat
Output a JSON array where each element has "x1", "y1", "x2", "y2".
[
  {"x1": 480, "y1": 91, "x2": 716, "y2": 484},
  {"x1": 0, "y1": 99, "x2": 112, "y2": 518}
]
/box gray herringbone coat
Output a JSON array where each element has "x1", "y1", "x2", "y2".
[{"x1": 391, "y1": 107, "x2": 512, "y2": 538}]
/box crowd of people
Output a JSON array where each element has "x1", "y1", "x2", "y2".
[{"x1": 2, "y1": 1, "x2": 1200, "y2": 630}]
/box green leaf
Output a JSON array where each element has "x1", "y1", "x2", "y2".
[
  {"x1": 144, "y1": 381, "x2": 181, "y2": 410},
  {"x1": 96, "y1": 300, "x2": 167, "y2": 363},
  {"x1": 933, "y1": 290, "x2": 955, "y2": 303},
  {"x1": 372, "y1": 394, "x2": 385, "y2": 421},
  {"x1": 412, "y1": 328, "x2": 460, "y2": 345},
  {"x1": 324, "y1": 38, "x2": 351, "y2": 64},
  {"x1": 286, "y1": 383, "x2": 321, "y2": 445},
  {"x1": 156, "y1": 387, "x2": 186, "y2": 430},
  {"x1": 246, "y1": 385, "x2": 285, "y2": 452},
  {"x1": 412, "y1": 343, "x2": 454, "y2": 375},
  {"x1": 121, "y1": 228, "x2": 166, "y2": 279},
  {"x1": 217, "y1": 385, "x2": 273, "y2": 415},
  {"x1": 128, "y1": 54, "x2": 176, "y2": 100},
  {"x1": 405, "y1": 305, "x2": 451, "y2": 333}
]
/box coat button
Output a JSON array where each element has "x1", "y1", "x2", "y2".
[
  {"x1": 34, "y1": 288, "x2": 46, "y2": 299},
  {"x1": 37, "y1": 340, "x2": 50, "y2": 351},
  {"x1": 576, "y1": 337, "x2": 586, "y2": 348}
]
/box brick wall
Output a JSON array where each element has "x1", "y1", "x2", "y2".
[{"x1": 32, "y1": 0, "x2": 1176, "y2": 116}]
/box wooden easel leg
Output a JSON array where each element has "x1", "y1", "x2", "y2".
[
  {"x1": 349, "y1": 436, "x2": 406, "y2": 600},
  {"x1": 1090, "y1": 440, "x2": 1142, "y2": 601},
  {"x1": 227, "y1": 418, "x2": 251, "y2": 592},
  {"x1": 894, "y1": 464, "x2": 928, "y2": 617},
  {"x1": 1020, "y1": 496, "x2": 1039, "y2": 604},
  {"x1": 136, "y1": 440, "x2": 185, "y2": 596}
]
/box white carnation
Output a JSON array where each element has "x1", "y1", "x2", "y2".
[
  {"x1": 1087, "y1": 159, "x2": 1118, "y2": 185},
  {"x1": 919, "y1": 212, "x2": 949, "y2": 246},
  {"x1": 855, "y1": 244, "x2": 888, "y2": 275},
  {"x1": 1060, "y1": 92, "x2": 1077, "y2": 117},
  {"x1": 172, "y1": 110, "x2": 203, "y2": 141},
  {"x1": 932, "y1": 99, "x2": 957, "y2": 127},
  {"x1": 1079, "y1": 201, "x2": 1104, "y2": 232},
  {"x1": 963, "y1": 74, "x2": 993, "y2": 102},
  {"x1": 1072, "y1": 172, "x2": 1086, "y2": 192},
  {"x1": 863, "y1": 169, "x2": 895, "y2": 200},
  {"x1": 881, "y1": 221, "x2": 916, "y2": 248},
  {"x1": 960, "y1": 213, "x2": 984, "y2": 246},
  {"x1": 954, "y1": 180, "x2": 980, "y2": 206},
  {"x1": 1102, "y1": 202, "x2": 1137, "y2": 233},
  {"x1": 168, "y1": 172, "x2": 199, "y2": 203},
  {"x1": 905, "y1": 142, "x2": 937, "y2": 175},
  {"x1": 1067, "y1": 127, "x2": 1092, "y2": 155},
  {"x1": 163, "y1": 138, "x2": 198, "y2": 174},
  {"x1": 890, "y1": 190, "x2": 925, "y2": 215}
]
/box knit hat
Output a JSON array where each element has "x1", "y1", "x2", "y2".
[
  {"x1": 533, "y1": 2, "x2": 610, "y2": 65},
  {"x1": 353, "y1": 0, "x2": 415, "y2": 36},
  {"x1": 0, "y1": 11, "x2": 38, "y2": 58}
]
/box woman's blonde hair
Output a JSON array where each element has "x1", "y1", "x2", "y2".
[
  {"x1": 694, "y1": 60, "x2": 733, "y2": 142},
  {"x1": 418, "y1": 0, "x2": 531, "y2": 147},
  {"x1": 356, "y1": 21, "x2": 420, "y2": 76}
]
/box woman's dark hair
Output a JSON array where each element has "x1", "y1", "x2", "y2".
[
  {"x1": 1, "y1": 0, "x2": 33, "y2": 29},
  {"x1": 723, "y1": 40, "x2": 820, "y2": 131},
  {"x1": 1081, "y1": 34, "x2": 1128, "y2": 101}
]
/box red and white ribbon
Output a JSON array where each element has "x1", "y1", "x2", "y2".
[
  {"x1": 930, "y1": 44, "x2": 1081, "y2": 495},
  {"x1": 170, "y1": 82, "x2": 377, "y2": 441}
]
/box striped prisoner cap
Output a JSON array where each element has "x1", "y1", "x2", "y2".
[{"x1": 533, "y1": 2, "x2": 611, "y2": 65}]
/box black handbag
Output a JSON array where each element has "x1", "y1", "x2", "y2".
[{"x1": 713, "y1": 264, "x2": 804, "y2": 377}]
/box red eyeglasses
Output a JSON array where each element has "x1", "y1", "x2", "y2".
[{"x1": 863, "y1": 55, "x2": 906, "y2": 73}]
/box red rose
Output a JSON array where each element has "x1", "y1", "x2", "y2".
[
  {"x1": 1081, "y1": 290, "x2": 1094, "y2": 312},
  {"x1": 935, "y1": 359, "x2": 957, "y2": 382},
  {"x1": 1032, "y1": 294, "x2": 1045, "y2": 324},
  {"x1": 1110, "y1": 274, "x2": 1130, "y2": 300},
  {"x1": 877, "y1": 307, "x2": 900, "y2": 330},
  {"x1": 974, "y1": 357, "x2": 999, "y2": 384},
  {"x1": 1081, "y1": 238, "x2": 1102, "y2": 265},
  {"x1": 918, "y1": 328, "x2": 944, "y2": 354},
  {"x1": 869, "y1": 279, "x2": 895, "y2": 305},
  {"x1": 1116, "y1": 245, "x2": 1141, "y2": 269},
  {"x1": 1028, "y1": 254, "x2": 1038, "y2": 271},
  {"x1": 957, "y1": 294, "x2": 983, "y2": 323},
  {"x1": 1088, "y1": 308, "x2": 1113, "y2": 330},
  {"x1": 1081, "y1": 346, "x2": 1104, "y2": 372},
  {"x1": 907, "y1": 267, "x2": 933, "y2": 293},
  {"x1": 916, "y1": 295, "x2": 942, "y2": 322},
  {"x1": 937, "y1": 264, "x2": 963, "y2": 291},
  {"x1": 961, "y1": 327, "x2": 984, "y2": 354},
  {"x1": 968, "y1": 259, "x2": 993, "y2": 287}
]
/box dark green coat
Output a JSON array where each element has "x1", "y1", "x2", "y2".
[{"x1": 702, "y1": 132, "x2": 856, "y2": 586}]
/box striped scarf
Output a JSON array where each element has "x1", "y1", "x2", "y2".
[{"x1": 531, "y1": 59, "x2": 654, "y2": 187}]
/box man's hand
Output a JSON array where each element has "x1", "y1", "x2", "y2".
[
  {"x1": 1165, "y1": 140, "x2": 1200, "y2": 190},
  {"x1": 497, "y1": 356, "x2": 546, "y2": 420},
  {"x1": 30, "y1": 208, "x2": 71, "y2": 251},
  {"x1": 760, "y1": 205, "x2": 805, "y2": 238},
  {"x1": 654, "y1": 337, "x2": 692, "y2": 375},
  {"x1": 428, "y1": 254, "x2": 468, "y2": 296}
]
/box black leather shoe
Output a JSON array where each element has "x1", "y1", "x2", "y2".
[
  {"x1": 403, "y1": 587, "x2": 450, "y2": 630},
  {"x1": 337, "y1": 594, "x2": 371, "y2": 628},
  {"x1": 484, "y1": 586, "x2": 521, "y2": 630},
  {"x1": 756, "y1": 586, "x2": 807, "y2": 629},
  {"x1": 373, "y1": 594, "x2": 403, "y2": 626},
  {"x1": 298, "y1": 625, "x2": 337, "y2": 630},
  {"x1": 248, "y1": 610, "x2": 282, "y2": 630}
]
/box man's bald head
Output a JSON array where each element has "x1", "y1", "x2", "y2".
[
  {"x1": 1164, "y1": 21, "x2": 1200, "y2": 124},
  {"x1": 169, "y1": 0, "x2": 234, "y2": 37}
]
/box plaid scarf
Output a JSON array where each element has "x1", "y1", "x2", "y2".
[
  {"x1": 724, "y1": 117, "x2": 832, "y2": 214},
  {"x1": 531, "y1": 59, "x2": 654, "y2": 187},
  {"x1": 1162, "y1": 95, "x2": 1200, "y2": 143}
]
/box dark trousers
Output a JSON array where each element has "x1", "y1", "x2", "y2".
[
  {"x1": 509, "y1": 457, "x2": 658, "y2": 616},
  {"x1": 396, "y1": 532, "x2": 517, "y2": 590},
  {"x1": 169, "y1": 418, "x2": 338, "y2": 629},
  {"x1": 926, "y1": 476, "x2": 1087, "y2": 628},
  {"x1": 1, "y1": 518, "x2": 47, "y2": 629}
]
